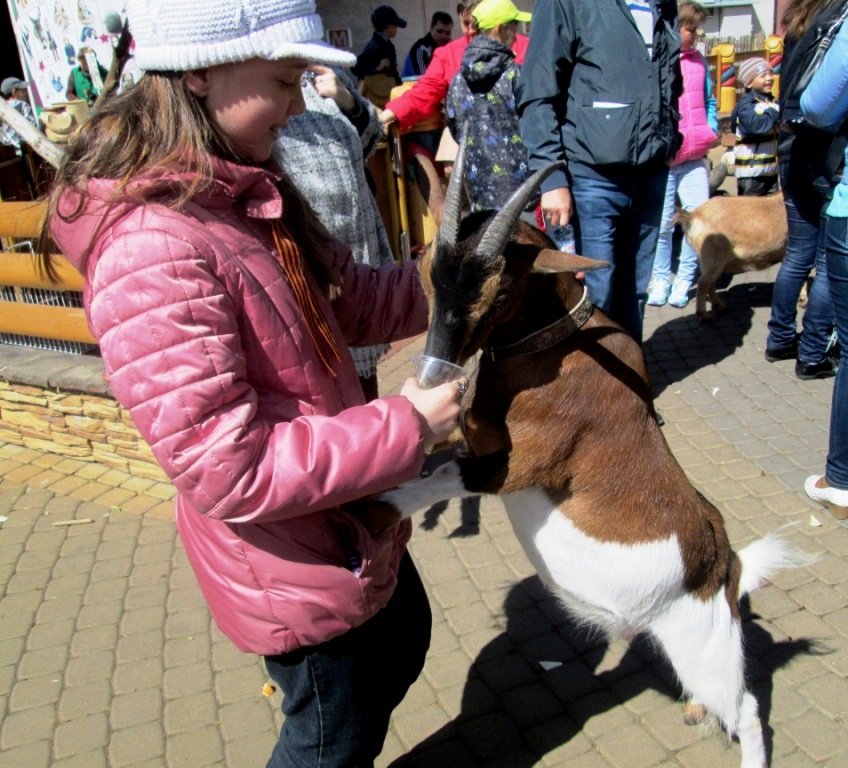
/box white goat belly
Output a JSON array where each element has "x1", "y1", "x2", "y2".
[{"x1": 502, "y1": 487, "x2": 687, "y2": 637}]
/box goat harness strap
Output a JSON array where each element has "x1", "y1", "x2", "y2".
[{"x1": 483, "y1": 286, "x2": 593, "y2": 362}]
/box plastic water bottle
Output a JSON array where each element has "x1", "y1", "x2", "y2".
[{"x1": 549, "y1": 223, "x2": 576, "y2": 254}]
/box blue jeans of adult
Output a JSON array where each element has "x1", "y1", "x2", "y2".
[
  {"x1": 823, "y1": 213, "x2": 848, "y2": 490},
  {"x1": 264, "y1": 553, "x2": 431, "y2": 768},
  {"x1": 651, "y1": 158, "x2": 710, "y2": 287},
  {"x1": 570, "y1": 161, "x2": 669, "y2": 343},
  {"x1": 766, "y1": 189, "x2": 834, "y2": 364}
]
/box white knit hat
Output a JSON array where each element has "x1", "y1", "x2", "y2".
[{"x1": 126, "y1": 0, "x2": 355, "y2": 72}]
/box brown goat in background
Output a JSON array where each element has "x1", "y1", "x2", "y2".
[{"x1": 677, "y1": 192, "x2": 787, "y2": 320}]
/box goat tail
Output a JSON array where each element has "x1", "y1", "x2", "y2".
[{"x1": 736, "y1": 525, "x2": 819, "y2": 598}]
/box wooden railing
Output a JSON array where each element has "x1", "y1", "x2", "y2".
[{"x1": 0, "y1": 200, "x2": 98, "y2": 348}]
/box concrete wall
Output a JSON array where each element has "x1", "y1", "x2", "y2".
[{"x1": 704, "y1": 4, "x2": 774, "y2": 40}]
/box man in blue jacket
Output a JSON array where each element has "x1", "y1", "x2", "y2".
[
  {"x1": 353, "y1": 5, "x2": 408, "y2": 85},
  {"x1": 518, "y1": 0, "x2": 682, "y2": 342}
]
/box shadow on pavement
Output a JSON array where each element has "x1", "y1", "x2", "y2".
[
  {"x1": 740, "y1": 594, "x2": 831, "y2": 766},
  {"x1": 420, "y1": 496, "x2": 481, "y2": 537},
  {"x1": 390, "y1": 575, "x2": 817, "y2": 768},
  {"x1": 644, "y1": 281, "x2": 774, "y2": 398}
]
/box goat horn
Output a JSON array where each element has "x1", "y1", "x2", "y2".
[
  {"x1": 437, "y1": 126, "x2": 468, "y2": 250},
  {"x1": 475, "y1": 162, "x2": 563, "y2": 259}
]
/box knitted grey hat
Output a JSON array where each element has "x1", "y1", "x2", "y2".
[
  {"x1": 126, "y1": 0, "x2": 355, "y2": 72},
  {"x1": 737, "y1": 58, "x2": 771, "y2": 88}
]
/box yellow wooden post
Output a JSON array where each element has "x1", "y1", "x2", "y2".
[
  {"x1": 387, "y1": 123, "x2": 411, "y2": 262},
  {"x1": 0, "y1": 200, "x2": 47, "y2": 238},
  {"x1": 0, "y1": 200, "x2": 98, "y2": 346},
  {"x1": 765, "y1": 34, "x2": 784, "y2": 99},
  {"x1": 711, "y1": 43, "x2": 737, "y2": 114}
]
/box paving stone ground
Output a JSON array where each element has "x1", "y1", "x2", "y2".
[{"x1": 0, "y1": 265, "x2": 845, "y2": 768}]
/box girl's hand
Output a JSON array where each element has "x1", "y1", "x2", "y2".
[
  {"x1": 310, "y1": 64, "x2": 355, "y2": 113},
  {"x1": 400, "y1": 377, "x2": 464, "y2": 450}
]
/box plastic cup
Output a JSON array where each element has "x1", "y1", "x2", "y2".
[{"x1": 411, "y1": 353, "x2": 465, "y2": 389}]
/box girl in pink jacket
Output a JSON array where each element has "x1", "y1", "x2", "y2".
[
  {"x1": 41, "y1": 1, "x2": 462, "y2": 765},
  {"x1": 647, "y1": 1, "x2": 718, "y2": 309}
]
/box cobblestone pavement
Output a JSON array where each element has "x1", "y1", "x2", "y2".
[{"x1": 0, "y1": 265, "x2": 846, "y2": 768}]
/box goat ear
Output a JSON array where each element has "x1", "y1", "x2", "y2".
[{"x1": 532, "y1": 249, "x2": 610, "y2": 274}]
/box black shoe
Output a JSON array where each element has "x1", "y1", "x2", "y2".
[
  {"x1": 796, "y1": 359, "x2": 836, "y2": 380},
  {"x1": 654, "y1": 410, "x2": 665, "y2": 427},
  {"x1": 765, "y1": 342, "x2": 798, "y2": 363}
]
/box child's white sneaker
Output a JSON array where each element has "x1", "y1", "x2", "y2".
[
  {"x1": 668, "y1": 278, "x2": 691, "y2": 308},
  {"x1": 647, "y1": 277, "x2": 672, "y2": 306}
]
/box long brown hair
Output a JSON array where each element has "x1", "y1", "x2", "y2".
[
  {"x1": 782, "y1": 0, "x2": 839, "y2": 38},
  {"x1": 39, "y1": 71, "x2": 334, "y2": 286},
  {"x1": 677, "y1": 1, "x2": 707, "y2": 30}
]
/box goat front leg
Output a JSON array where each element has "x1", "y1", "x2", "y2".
[
  {"x1": 377, "y1": 458, "x2": 472, "y2": 520},
  {"x1": 353, "y1": 451, "x2": 510, "y2": 535}
]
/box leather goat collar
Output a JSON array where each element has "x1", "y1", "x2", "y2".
[{"x1": 483, "y1": 286, "x2": 593, "y2": 362}]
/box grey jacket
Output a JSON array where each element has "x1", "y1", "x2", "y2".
[
  {"x1": 517, "y1": 0, "x2": 682, "y2": 193},
  {"x1": 275, "y1": 69, "x2": 394, "y2": 377}
]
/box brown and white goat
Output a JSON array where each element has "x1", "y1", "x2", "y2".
[
  {"x1": 375, "y1": 151, "x2": 812, "y2": 768},
  {"x1": 678, "y1": 192, "x2": 787, "y2": 320}
]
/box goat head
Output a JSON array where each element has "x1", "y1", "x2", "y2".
[{"x1": 419, "y1": 147, "x2": 605, "y2": 368}]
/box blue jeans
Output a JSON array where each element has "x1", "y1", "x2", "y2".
[
  {"x1": 652, "y1": 159, "x2": 709, "y2": 286},
  {"x1": 823, "y1": 214, "x2": 848, "y2": 490},
  {"x1": 571, "y1": 163, "x2": 669, "y2": 342},
  {"x1": 766, "y1": 190, "x2": 834, "y2": 364},
  {"x1": 264, "y1": 553, "x2": 431, "y2": 768}
]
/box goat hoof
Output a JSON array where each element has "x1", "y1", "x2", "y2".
[{"x1": 682, "y1": 701, "x2": 708, "y2": 726}]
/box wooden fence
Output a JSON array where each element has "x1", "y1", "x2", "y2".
[{"x1": 0, "y1": 200, "x2": 97, "y2": 352}]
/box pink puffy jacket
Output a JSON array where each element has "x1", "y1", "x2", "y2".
[
  {"x1": 50, "y1": 158, "x2": 430, "y2": 655},
  {"x1": 672, "y1": 48, "x2": 718, "y2": 165}
]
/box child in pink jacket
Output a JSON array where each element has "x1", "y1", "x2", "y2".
[
  {"x1": 647, "y1": 1, "x2": 718, "y2": 309},
  {"x1": 42, "y1": 1, "x2": 462, "y2": 765}
]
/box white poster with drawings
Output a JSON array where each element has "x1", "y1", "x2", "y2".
[{"x1": 6, "y1": 0, "x2": 131, "y2": 111}]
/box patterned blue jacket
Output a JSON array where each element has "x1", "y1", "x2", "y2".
[{"x1": 446, "y1": 35, "x2": 535, "y2": 212}]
